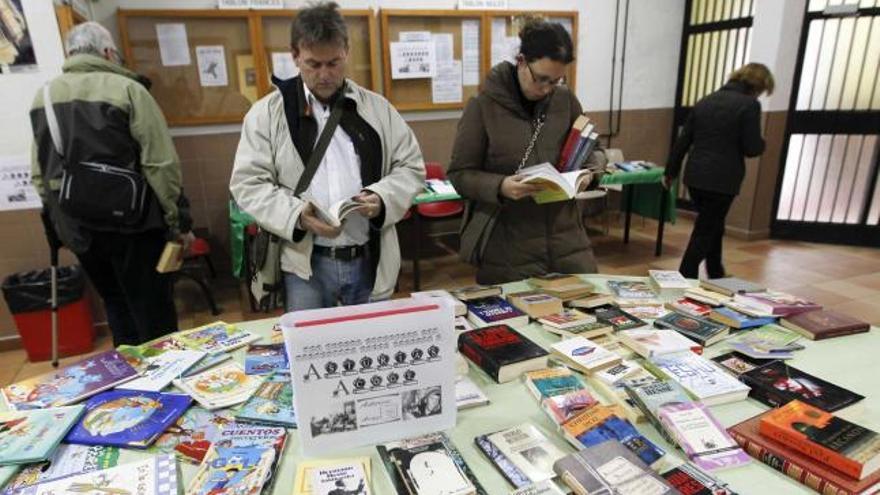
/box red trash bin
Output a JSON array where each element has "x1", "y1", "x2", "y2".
[{"x1": 3, "y1": 266, "x2": 95, "y2": 362}]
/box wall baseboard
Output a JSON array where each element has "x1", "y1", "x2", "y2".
[{"x1": 725, "y1": 225, "x2": 771, "y2": 240}]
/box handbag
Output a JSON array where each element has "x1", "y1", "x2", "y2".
[
  {"x1": 249, "y1": 99, "x2": 344, "y2": 311},
  {"x1": 42, "y1": 84, "x2": 150, "y2": 226},
  {"x1": 458, "y1": 112, "x2": 546, "y2": 266}
]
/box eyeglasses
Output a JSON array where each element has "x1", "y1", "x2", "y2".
[{"x1": 526, "y1": 63, "x2": 564, "y2": 87}]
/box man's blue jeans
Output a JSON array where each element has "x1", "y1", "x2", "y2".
[{"x1": 283, "y1": 251, "x2": 374, "y2": 311}]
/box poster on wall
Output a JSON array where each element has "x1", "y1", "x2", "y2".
[
  {"x1": 195, "y1": 45, "x2": 228, "y2": 87},
  {"x1": 282, "y1": 298, "x2": 456, "y2": 456},
  {"x1": 0, "y1": 155, "x2": 41, "y2": 211},
  {"x1": 155, "y1": 23, "x2": 191, "y2": 67},
  {"x1": 0, "y1": 0, "x2": 38, "y2": 74},
  {"x1": 389, "y1": 41, "x2": 436, "y2": 80}
]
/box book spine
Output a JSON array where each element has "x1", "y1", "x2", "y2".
[
  {"x1": 758, "y1": 419, "x2": 863, "y2": 480},
  {"x1": 556, "y1": 128, "x2": 582, "y2": 171},
  {"x1": 729, "y1": 430, "x2": 854, "y2": 495},
  {"x1": 572, "y1": 136, "x2": 597, "y2": 171},
  {"x1": 563, "y1": 136, "x2": 588, "y2": 172},
  {"x1": 459, "y1": 340, "x2": 501, "y2": 383}
]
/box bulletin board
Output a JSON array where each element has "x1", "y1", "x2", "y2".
[
  {"x1": 55, "y1": 4, "x2": 88, "y2": 45},
  {"x1": 380, "y1": 9, "x2": 578, "y2": 112},
  {"x1": 117, "y1": 9, "x2": 380, "y2": 127}
]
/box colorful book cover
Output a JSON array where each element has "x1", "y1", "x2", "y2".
[
  {"x1": 65, "y1": 390, "x2": 192, "y2": 449},
  {"x1": 234, "y1": 373, "x2": 296, "y2": 428},
  {"x1": 734, "y1": 290, "x2": 821, "y2": 316},
  {"x1": 523, "y1": 368, "x2": 584, "y2": 400},
  {"x1": 244, "y1": 344, "x2": 289, "y2": 375},
  {"x1": 293, "y1": 457, "x2": 372, "y2": 495},
  {"x1": 149, "y1": 405, "x2": 234, "y2": 464},
  {"x1": 14, "y1": 454, "x2": 178, "y2": 495},
  {"x1": 654, "y1": 312, "x2": 728, "y2": 346},
  {"x1": 666, "y1": 298, "x2": 713, "y2": 318},
  {"x1": 661, "y1": 463, "x2": 738, "y2": 495},
  {"x1": 474, "y1": 433, "x2": 532, "y2": 489},
  {"x1": 173, "y1": 362, "x2": 264, "y2": 410},
  {"x1": 648, "y1": 352, "x2": 750, "y2": 405},
  {"x1": 187, "y1": 424, "x2": 287, "y2": 495},
  {"x1": 726, "y1": 323, "x2": 801, "y2": 359},
  {"x1": 0, "y1": 406, "x2": 85, "y2": 465},
  {"x1": 178, "y1": 321, "x2": 259, "y2": 355},
  {"x1": 658, "y1": 402, "x2": 750, "y2": 471},
  {"x1": 573, "y1": 414, "x2": 666, "y2": 467},
  {"x1": 2, "y1": 351, "x2": 138, "y2": 410},
  {"x1": 3, "y1": 444, "x2": 120, "y2": 493},
  {"x1": 118, "y1": 350, "x2": 206, "y2": 392},
  {"x1": 709, "y1": 307, "x2": 777, "y2": 330},
  {"x1": 606, "y1": 280, "x2": 657, "y2": 299},
  {"x1": 542, "y1": 390, "x2": 598, "y2": 425},
  {"x1": 739, "y1": 360, "x2": 864, "y2": 412},
  {"x1": 466, "y1": 296, "x2": 528, "y2": 326},
  {"x1": 182, "y1": 353, "x2": 233, "y2": 378}
]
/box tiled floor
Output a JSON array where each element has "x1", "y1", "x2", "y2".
[{"x1": 3, "y1": 211, "x2": 878, "y2": 386}]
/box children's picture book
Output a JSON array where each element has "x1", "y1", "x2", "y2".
[
  {"x1": 65, "y1": 390, "x2": 192, "y2": 449},
  {"x1": 182, "y1": 353, "x2": 233, "y2": 377},
  {"x1": 178, "y1": 321, "x2": 260, "y2": 355},
  {"x1": 118, "y1": 350, "x2": 206, "y2": 392},
  {"x1": 2, "y1": 351, "x2": 138, "y2": 410},
  {"x1": 173, "y1": 362, "x2": 264, "y2": 410},
  {"x1": 310, "y1": 461, "x2": 371, "y2": 495},
  {"x1": 234, "y1": 373, "x2": 296, "y2": 427},
  {"x1": 3, "y1": 444, "x2": 120, "y2": 493},
  {"x1": 149, "y1": 405, "x2": 235, "y2": 464},
  {"x1": 187, "y1": 424, "x2": 287, "y2": 495},
  {"x1": 377, "y1": 431, "x2": 486, "y2": 495},
  {"x1": 0, "y1": 406, "x2": 85, "y2": 465},
  {"x1": 293, "y1": 457, "x2": 371, "y2": 495},
  {"x1": 13, "y1": 454, "x2": 178, "y2": 495},
  {"x1": 244, "y1": 343, "x2": 289, "y2": 375}
]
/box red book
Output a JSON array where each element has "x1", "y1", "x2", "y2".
[
  {"x1": 780, "y1": 309, "x2": 870, "y2": 340},
  {"x1": 729, "y1": 413, "x2": 880, "y2": 495},
  {"x1": 555, "y1": 114, "x2": 589, "y2": 171}
]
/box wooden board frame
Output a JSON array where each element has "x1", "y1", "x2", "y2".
[
  {"x1": 117, "y1": 8, "x2": 379, "y2": 126},
  {"x1": 380, "y1": 8, "x2": 579, "y2": 112},
  {"x1": 55, "y1": 4, "x2": 88, "y2": 45}
]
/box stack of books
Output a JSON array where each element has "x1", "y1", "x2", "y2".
[{"x1": 556, "y1": 114, "x2": 600, "y2": 172}]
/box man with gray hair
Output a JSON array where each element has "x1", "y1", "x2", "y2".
[
  {"x1": 30, "y1": 21, "x2": 192, "y2": 345},
  {"x1": 230, "y1": 2, "x2": 425, "y2": 311}
]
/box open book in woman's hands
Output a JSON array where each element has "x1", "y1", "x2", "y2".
[{"x1": 518, "y1": 162, "x2": 603, "y2": 204}]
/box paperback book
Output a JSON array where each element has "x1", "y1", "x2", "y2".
[
  {"x1": 234, "y1": 373, "x2": 296, "y2": 427},
  {"x1": 455, "y1": 375, "x2": 490, "y2": 410},
  {"x1": 617, "y1": 328, "x2": 702, "y2": 358},
  {"x1": 563, "y1": 405, "x2": 665, "y2": 467},
  {"x1": 149, "y1": 406, "x2": 234, "y2": 464},
  {"x1": 542, "y1": 320, "x2": 613, "y2": 340},
  {"x1": 661, "y1": 463, "x2": 738, "y2": 495},
  {"x1": 523, "y1": 367, "x2": 585, "y2": 400},
  {"x1": 553, "y1": 440, "x2": 675, "y2": 495},
  {"x1": 3, "y1": 444, "x2": 120, "y2": 494},
  {"x1": 293, "y1": 457, "x2": 371, "y2": 495},
  {"x1": 648, "y1": 270, "x2": 692, "y2": 290},
  {"x1": 310, "y1": 462, "x2": 370, "y2": 495},
  {"x1": 173, "y1": 362, "x2": 265, "y2": 410},
  {"x1": 11, "y1": 454, "x2": 178, "y2": 495},
  {"x1": 550, "y1": 337, "x2": 621, "y2": 374},
  {"x1": 509, "y1": 480, "x2": 566, "y2": 495},
  {"x1": 528, "y1": 273, "x2": 584, "y2": 289},
  {"x1": 592, "y1": 306, "x2": 646, "y2": 331},
  {"x1": 465, "y1": 296, "x2": 529, "y2": 327},
  {"x1": 709, "y1": 307, "x2": 777, "y2": 330},
  {"x1": 542, "y1": 389, "x2": 599, "y2": 426},
  {"x1": 117, "y1": 349, "x2": 205, "y2": 392},
  {"x1": 244, "y1": 343, "x2": 289, "y2": 375},
  {"x1": 606, "y1": 280, "x2": 657, "y2": 300},
  {"x1": 624, "y1": 379, "x2": 691, "y2": 444},
  {"x1": 566, "y1": 293, "x2": 614, "y2": 310},
  {"x1": 0, "y1": 406, "x2": 85, "y2": 465},
  {"x1": 653, "y1": 312, "x2": 729, "y2": 346},
  {"x1": 726, "y1": 324, "x2": 802, "y2": 359},
  {"x1": 733, "y1": 290, "x2": 821, "y2": 317},
  {"x1": 683, "y1": 287, "x2": 731, "y2": 306},
  {"x1": 647, "y1": 352, "x2": 750, "y2": 406},
  {"x1": 538, "y1": 309, "x2": 595, "y2": 330},
  {"x1": 658, "y1": 402, "x2": 750, "y2": 471},
  {"x1": 518, "y1": 162, "x2": 598, "y2": 204},
  {"x1": 666, "y1": 298, "x2": 713, "y2": 318},
  {"x1": 177, "y1": 321, "x2": 260, "y2": 355},
  {"x1": 1, "y1": 350, "x2": 138, "y2": 410},
  {"x1": 474, "y1": 432, "x2": 531, "y2": 489},
  {"x1": 593, "y1": 360, "x2": 644, "y2": 387},
  {"x1": 377, "y1": 431, "x2": 485, "y2": 495},
  {"x1": 486, "y1": 423, "x2": 567, "y2": 484},
  {"x1": 507, "y1": 291, "x2": 564, "y2": 319},
  {"x1": 187, "y1": 424, "x2": 287, "y2": 495}
]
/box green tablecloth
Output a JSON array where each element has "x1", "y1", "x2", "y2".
[{"x1": 61, "y1": 274, "x2": 877, "y2": 495}]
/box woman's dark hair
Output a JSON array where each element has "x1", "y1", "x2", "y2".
[
  {"x1": 518, "y1": 18, "x2": 574, "y2": 64},
  {"x1": 290, "y1": 1, "x2": 349, "y2": 53}
]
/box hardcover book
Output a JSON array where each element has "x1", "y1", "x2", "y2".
[
  {"x1": 310, "y1": 462, "x2": 370, "y2": 495},
  {"x1": 654, "y1": 312, "x2": 729, "y2": 346},
  {"x1": 541, "y1": 282, "x2": 596, "y2": 301},
  {"x1": 173, "y1": 362, "x2": 265, "y2": 410},
  {"x1": 523, "y1": 367, "x2": 585, "y2": 400},
  {"x1": 187, "y1": 424, "x2": 287, "y2": 495},
  {"x1": 459, "y1": 325, "x2": 549, "y2": 383},
  {"x1": 647, "y1": 352, "x2": 750, "y2": 406},
  {"x1": 729, "y1": 413, "x2": 880, "y2": 495},
  {"x1": 606, "y1": 279, "x2": 657, "y2": 300},
  {"x1": 474, "y1": 432, "x2": 531, "y2": 489},
  {"x1": 1, "y1": 350, "x2": 138, "y2": 410},
  {"x1": 65, "y1": 390, "x2": 191, "y2": 449},
  {"x1": 487, "y1": 423, "x2": 567, "y2": 483},
  {"x1": 507, "y1": 291, "x2": 564, "y2": 319},
  {"x1": 117, "y1": 349, "x2": 206, "y2": 392},
  {"x1": 649, "y1": 270, "x2": 692, "y2": 290},
  {"x1": 618, "y1": 328, "x2": 702, "y2": 358},
  {"x1": 177, "y1": 321, "x2": 259, "y2": 355},
  {"x1": 3, "y1": 444, "x2": 120, "y2": 493},
  {"x1": 562, "y1": 405, "x2": 665, "y2": 467},
  {"x1": 12, "y1": 454, "x2": 178, "y2": 495},
  {"x1": 244, "y1": 343, "x2": 289, "y2": 375},
  {"x1": 293, "y1": 457, "x2": 371, "y2": 495},
  {"x1": 377, "y1": 432, "x2": 485, "y2": 495},
  {"x1": 661, "y1": 463, "x2": 738, "y2": 495},
  {"x1": 592, "y1": 306, "x2": 646, "y2": 331},
  {"x1": 542, "y1": 389, "x2": 599, "y2": 426},
  {"x1": 149, "y1": 405, "x2": 235, "y2": 464},
  {"x1": 708, "y1": 307, "x2": 777, "y2": 330},
  {"x1": 781, "y1": 309, "x2": 871, "y2": 340},
  {"x1": 550, "y1": 337, "x2": 621, "y2": 374},
  {"x1": 759, "y1": 400, "x2": 880, "y2": 479},
  {"x1": 234, "y1": 373, "x2": 297, "y2": 427},
  {"x1": 450, "y1": 284, "x2": 503, "y2": 302},
  {"x1": 553, "y1": 440, "x2": 675, "y2": 495},
  {"x1": 733, "y1": 290, "x2": 821, "y2": 316},
  {"x1": 0, "y1": 406, "x2": 85, "y2": 465},
  {"x1": 658, "y1": 401, "x2": 750, "y2": 471},
  {"x1": 700, "y1": 277, "x2": 765, "y2": 296},
  {"x1": 466, "y1": 296, "x2": 529, "y2": 327}
]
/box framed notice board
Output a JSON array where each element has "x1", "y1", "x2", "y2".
[
  {"x1": 380, "y1": 9, "x2": 578, "y2": 112},
  {"x1": 117, "y1": 9, "x2": 379, "y2": 126}
]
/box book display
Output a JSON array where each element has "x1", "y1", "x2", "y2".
[{"x1": 0, "y1": 270, "x2": 874, "y2": 495}]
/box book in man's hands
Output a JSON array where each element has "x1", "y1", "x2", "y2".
[
  {"x1": 308, "y1": 197, "x2": 367, "y2": 228},
  {"x1": 458, "y1": 324, "x2": 549, "y2": 383},
  {"x1": 518, "y1": 162, "x2": 600, "y2": 204},
  {"x1": 156, "y1": 241, "x2": 184, "y2": 273},
  {"x1": 556, "y1": 114, "x2": 590, "y2": 171}
]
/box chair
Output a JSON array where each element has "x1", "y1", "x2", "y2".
[
  {"x1": 172, "y1": 234, "x2": 221, "y2": 316},
  {"x1": 417, "y1": 162, "x2": 464, "y2": 218}
]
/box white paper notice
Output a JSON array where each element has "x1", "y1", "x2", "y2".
[
  {"x1": 461, "y1": 20, "x2": 480, "y2": 85},
  {"x1": 432, "y1": 33, "x2": 454, "y2": 64},
  {"x1": 491, "y1": 17, "x2": 507, "y2": 43},
  {"x1": 195, "y1": 45, "x2": 228, "y2": 87},
  {"x1": 492, "y1": 35, "x2": 520, "y2": 67},
  {"x1": 156, "y1": 23, "x2": 191, "y2": 67},
  {"x1": 0, "y1": 155, "x2": 41, "y2": 211},
  {"x1": 217, "y1": 0, "x2": 248, "y2": 8},
  {"x1": 399, "y1": 31, "x2": 432, "y2": 42},
  {"x1": 432, "y1": 60, "x2": 463, "y2": 104},
  {"x1": 390, "y1": 41, "x2": 436, "y2": 79},
  {"x1": 271, "y1": 51, "x2": 299, "y2": 79},
  {"x1": 282, "y1": 298, "x2": 456, "y2": 456}
]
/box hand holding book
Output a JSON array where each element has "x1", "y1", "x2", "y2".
[{"x1": 500, "y1": 174, "x2": 544, "y2": 201}]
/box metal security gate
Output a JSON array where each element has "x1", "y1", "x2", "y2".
[
  {"x1": 670, "y1": 0, "x2": 756, "y2": 206},
  {"x1": 772, "y1": 0, "x2": 880, "y2": 245}
]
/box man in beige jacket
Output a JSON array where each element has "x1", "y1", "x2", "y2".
[{"x1": 230, "y1": 1, "x2": 425, "y2": 311}]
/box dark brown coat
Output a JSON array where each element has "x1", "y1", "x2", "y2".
[{"x1": 448, "y1": 62, "x2": 605, "y2": 284}]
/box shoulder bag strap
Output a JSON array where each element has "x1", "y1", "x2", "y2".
[
  {"x1": 294, "y1": 101, "x2": 344, "y2": 197},
  {"x1": 42, "y1": 84, "x2": 65, "y2": 158}
]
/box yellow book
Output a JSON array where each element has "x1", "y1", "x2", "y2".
[
  {"x1": 294, "y1": 457, "x2": 372, "y2": 495},
  {"x1": 155, "y1": 241, "x2": 183, "y2": 273}
]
